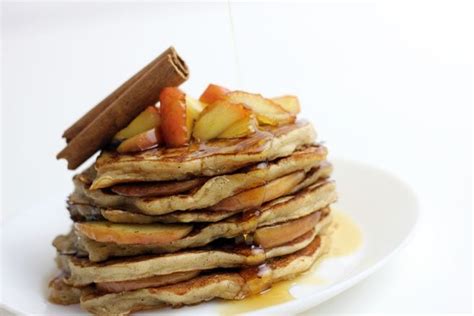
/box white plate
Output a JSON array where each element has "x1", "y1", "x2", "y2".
[{"x1": 0, "y1": 159, "x2": 418, "y2": 315}]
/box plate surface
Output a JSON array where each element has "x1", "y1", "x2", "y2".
[{"x1": 0, "y1": 159, "x2": 418, "y2": 315}]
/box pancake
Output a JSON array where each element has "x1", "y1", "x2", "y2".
[
  {"x1": 101, "y1": 208, "x2": 239, "y2": 224},
  {"x1": 91, "y1": 121, "x2": 316, "y2": 189},
  {"x1": 68, "y1": 204, "x2": 240, "y2": 224},
  {"x1": 58, "y1": 182, "x2": 336, "y2": 262},
  {"x1": 95, "y1": 271, "x2": 201, "y2": 293},
  {"x1": 49, "y1": 271, "x2": 202, "y2": 305},
  {"x1": 72, "y1": 145, "x2": 328, "y2": 215},
  {"x1": 79, "y1": 235, "x2": 329, "y2": 315}
]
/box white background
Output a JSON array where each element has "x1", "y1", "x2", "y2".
[{"x1": 1, "y1": 1, "x2": 472, "y2": 314}]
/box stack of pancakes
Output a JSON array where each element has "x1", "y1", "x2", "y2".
[{"x1": 49, "y1": 121, "x2": 337, "y2": 315}]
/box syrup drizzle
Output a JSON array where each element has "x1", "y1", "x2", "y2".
[{"x1": 226, "y1": 0, "x2": 241, "y2": 85}]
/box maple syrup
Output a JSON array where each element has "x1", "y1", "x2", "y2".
[
  {"x1": 325, "y1": 211, "x2": 363, "y2": 257},
  {"x1": 221, "y1": 280, "x2": 294, "y2": 315}
]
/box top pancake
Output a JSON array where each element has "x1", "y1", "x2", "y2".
[{"x1": 91, "y1": 121, "x2": 315, "y2": 189}]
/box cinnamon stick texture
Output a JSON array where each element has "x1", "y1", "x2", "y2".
[{"x1": 57, "y1": 46, "x2": 189, "y2": 170}]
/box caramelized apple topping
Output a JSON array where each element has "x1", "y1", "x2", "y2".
[{"x1": 112, "y1": 84, "x2": 301, "y2": 153}]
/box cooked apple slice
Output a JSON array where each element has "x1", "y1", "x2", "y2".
[
  {"x1": 210, "y1": 170, "x2": 305, "y2": 211},
  {"x1": 186, "y1": 95, "x2": 206, "y2": 116},
  {"x1": 74, "y1": 221, "x2": 193, "y2": 245},
  {"x1": 114, "y1": 106, "x2": 161, "y2": 141},
  {"x1": 225, "y1": 91, "x2": 295, "y2": 126},
  {"x1": 111, "y1": 177, "x2": 207, "y2": 197},
  {"x1": 185, "y1": 95, "x2": 205, "y2": 138},
  {"x1": 116, "y1": 128, "x2": 162, "y2": 154},
  {"x1": 254, "y1": 211, "x2": 321, "y2": 248},
  {"x1": 218, "y1": 114, "x2": 258, "y2": 139},
  {"x1": 271, "y1": 95, "x2": 301, "y2": 114},
  {"x1": 199, "y1": 84, "x2": 230, "y2": 104},
  {"x1": 159, "y1": 87, "x2": 189, "y2": 147},
  {"x1": 192, "y1": 101, "x2": 251, "y2": 141}
]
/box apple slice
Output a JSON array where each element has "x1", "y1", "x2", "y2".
[
  {"x1": 271, "y1": 95, "x2": 301, "y2": 114},
  {"x1": 185, "y1": 95, "x2": 205, "y2": 138},
  {"x1": 113, "y1": 106, "x2": 161, "y2": 141},
  {"x1": 199, "y1": 84, "x2": 230, "y2": 104},
  {"x1": 192, "y1": 100, "x2": 252, "y2": 141},
  {"x1": 210, "y1": 170, "x2": 305, "y2": 211},
  {"x1": 74, "y1": 221, "x2": 193, "y2": 245},
  {"x1": 116, "y1": 128, "x2": 162, "y2": 154},
  {"x1": 111, "y1": 177, "x2": 207, "y2": 197},
  {"x1": 218, "y1": 114, "x2": 258, "y2": 139},
  {"x1": 254, "y1": 211, "x2": 321, "y2": 248},
  {"x1": 159, "y1": 87, "x2": 189, "y2": 147},
  {"x1": 225, "y1": 91, "x2": 295, "y2": 126}
]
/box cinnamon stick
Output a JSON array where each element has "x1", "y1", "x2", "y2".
[{"x1": 57, "y1": 47, "x2": 189, "y2": 170}]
